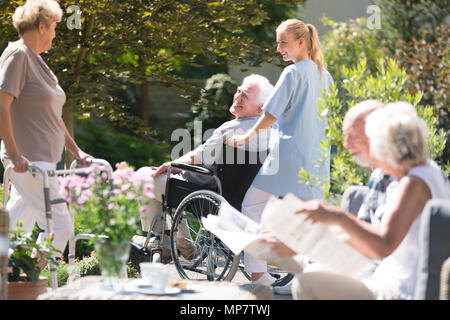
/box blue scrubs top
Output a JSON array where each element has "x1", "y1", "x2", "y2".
[{"x1": 252, "y1": 60, "x2": 333, "y2": 199}]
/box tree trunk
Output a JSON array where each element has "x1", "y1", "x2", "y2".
[
  {"x1": 140, "y1": 80, "x2": 149, "y2": 127},
  {"x1": 139, "y1": 57, "x2": 150, "y2": 127}
]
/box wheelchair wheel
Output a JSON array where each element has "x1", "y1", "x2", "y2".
[
  {"x1": 238, "y1": 253, "x2": 294, "y2": 287},
  {"x1": 170, "y1": 190, "x2": 239, "y2": 281}
]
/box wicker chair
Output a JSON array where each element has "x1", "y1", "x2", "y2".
[{"x1": 0, "y1": 206, "x2": 8, "y2": 300}]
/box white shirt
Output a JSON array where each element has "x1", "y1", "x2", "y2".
[{"x1": 367, "y1": 163, "x2": 450, "y2": 299}]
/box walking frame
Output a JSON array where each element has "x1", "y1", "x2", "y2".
[{"x1": 2, "y1": 158, "x2": 113, "y2": 290}]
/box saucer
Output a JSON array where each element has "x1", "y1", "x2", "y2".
[{"x1": 138, "y1": 286, "x2": 181, "y2": 296}]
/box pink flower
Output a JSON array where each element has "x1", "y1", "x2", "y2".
[
  {"x1": 110, "y1": 218, "x2": 116, "y2": 225},
  {"x1": 139, "y1": 206, "x2": 149, "y2": 215},
  {"x1": 113, "y1": 177, "x2": 123, "y2": 185}
]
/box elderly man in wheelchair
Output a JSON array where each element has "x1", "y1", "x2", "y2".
[{"x1": 133, "y1": 74, "x2": 275, "y2": 281}]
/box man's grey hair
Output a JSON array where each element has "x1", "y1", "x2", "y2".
[
  {"x1": 241, "y1": 74, "x2": 274, "y2": 105},
  {"x1": 365, "y1": 102, "x2": 429, "y2": 171}
]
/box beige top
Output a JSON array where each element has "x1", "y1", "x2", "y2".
[{"x1": 0, "y1": 41, "x2": 65, "y2": 163}]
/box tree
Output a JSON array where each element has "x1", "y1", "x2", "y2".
[
  {"x1": 320, "y1": 16, "x2": 449, "y2": 179},
  {"x1": 372, "y1": 0, "x2": 450, "y2": 43},
  {"x1": 300, "y1": 57, "x2": 447, "y2": 196},
  {"x1": 0, "y1": 0, "x2": 304, "y2": 166}
]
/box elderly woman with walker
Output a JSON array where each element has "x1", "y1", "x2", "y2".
[{"x1": 0, "y1": 0, "x2": 92, "y2": 271}]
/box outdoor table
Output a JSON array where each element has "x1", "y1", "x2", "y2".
[{"x1": 37, "y1": 276, "x2": 273, "y2": 300}]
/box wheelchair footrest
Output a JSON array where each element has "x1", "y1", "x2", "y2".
[{"x1": 130, "y1": 241, "x2": 151, "y2": 256}]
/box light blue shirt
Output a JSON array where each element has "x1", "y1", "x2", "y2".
[{"x1": 252, "y1": 60, "x2": 333, "y2": 199}]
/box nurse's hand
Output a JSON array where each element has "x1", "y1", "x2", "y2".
[{"x1": 227, "y1": 134, "x2": 249, "y2": 147}]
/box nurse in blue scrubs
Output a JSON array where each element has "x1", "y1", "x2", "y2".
[{"x1": 228, "y1": 19, "x2": 333, "y2": 285}]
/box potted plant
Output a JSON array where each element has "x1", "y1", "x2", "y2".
[
  {"x1": 7, "y1": 221, "x2": 60, "y2": 300},
  {"x1": 59, "y1": 162, "x2": 154, "y2": 291}
]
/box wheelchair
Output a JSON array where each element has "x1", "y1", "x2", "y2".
[{"x1": 131, "y1": 144, "x2": 294, "y2": 285}]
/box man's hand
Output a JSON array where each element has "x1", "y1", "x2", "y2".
[
  {"x1": 151, "y1": 162, "x2": 171, "y2": 177},
  {"x1": 9, "y1": 154, "x2": 29, "y2": 173}
]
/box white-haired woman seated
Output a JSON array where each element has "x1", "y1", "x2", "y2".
[{"x1": 268, "y1": 102, "x2": 449, "y2": 300}]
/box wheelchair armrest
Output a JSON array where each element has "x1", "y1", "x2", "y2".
[{"x1": 169, "y1": 162, "x2": 215, "y2": 176}]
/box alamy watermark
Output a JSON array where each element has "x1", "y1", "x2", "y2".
[
  {"x1": 366, "y1": 5, "x2": 381, "y2": 30},
  {"x1": 66, "y1": 5, "x2": 82, "y2": 30}
]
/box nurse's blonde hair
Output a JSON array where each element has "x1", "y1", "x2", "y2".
[{"x1": 277, "y1": 19, "x2": 325, "y2": 76}]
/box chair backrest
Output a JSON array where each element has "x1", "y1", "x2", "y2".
[
  {"x1": 415, "y1": 198, "x2": 450, "y2": 300},
  {"x1": 217, "y1": 144, "x2": 267, "y2": 211},
  {"x1": 340, "y1": 185, "x2": 369, "y2": 216},
  {"x1": 0, "y1": 207, "x2": 8, "y2": 300}
]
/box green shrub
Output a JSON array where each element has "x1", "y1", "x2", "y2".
[
  {"x1": 186, "y1": 73, "x2": 237, "y2": 135},
  {"x1": 395, "y1": 26, "x2": 449, "y2": 164},
  {"x1": 73, "y1": 251, "x2": 138, "y2": 279},
  {"x1": 41, "y1": 260, "x2": 69, "y2": 288},
  {"x1": 74, "y1": 118, "x2": 170, "y2": 170},
  {"x1": 312, "y1": 16, "x2": 449, "y2": 196},
  {"x1": 302, "y1": 57, "x2": 448, "y2": 196},
  {"x1": 321, "y1": 17, "x2": 390, "y2": 86}
]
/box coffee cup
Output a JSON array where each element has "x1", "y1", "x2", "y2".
[{"x1": 139, "y1": 262, "x2": 170, "y2": 290}]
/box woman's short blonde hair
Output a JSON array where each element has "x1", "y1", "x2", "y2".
[
  {"x1": 12, "y1": 0, "x2": 63, "y2": 35},
  {"x1": 365, "y1": 102, "x2": 429, "y2": 172}
]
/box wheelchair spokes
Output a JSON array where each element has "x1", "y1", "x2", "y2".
[{"x1": 170, "y1": 191, "x2": 239, "y2": 281}]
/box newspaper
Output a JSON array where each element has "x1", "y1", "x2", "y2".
[
  {"x1": 201, "y1": 200, "x2": 304, "y2": 274},
  {"x1": 202, "y1": 193, "x2": 375, "y2": 278}
]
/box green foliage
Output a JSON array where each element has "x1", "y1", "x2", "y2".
[
  {"x1": 8, "y1": 221, "x2": 61, "y2": 283},
  {"x1": 240, "y1": 0, "x2": 306, "y2": 67},
  {"x1": 73, "y1": 251, "x2": 137, "y2": 279},
  {"x1": 394, "y1": 25, "x2": 450, "y2": 163},
  {"x1": 74, "y1": 118, "x2": 170, "y2": 169},
  {"x1": 40, "y1": 251, "x2": 138, "y2": 287},
  {"x1": 371, "y1": 0, "x2": 450, "y2": 43},
  {"x1": 317, "y1": 16, "x2": 449, "y2": 194},
  {"x1": 368, "y1": 1, "x2": 450, "y2": 164},
  {"x1": 321, "y1": 17, "x2": 390, "y2": 85},
  {"x1": 40, "y1": 259, "x2": 69, "y2": 287},
  {"x1": 74, "y1": 251, "x2": 101, "y2": 277},
  {"x1": 317, "y1": 58, "x2": 447, "y2": 194},
  {"x1": 0, "y1": 0, "x2": 303, "y2": 139},
  {"x1": 186, "y1": 73, "x2": 237, "y2": 134}
]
